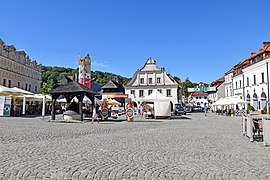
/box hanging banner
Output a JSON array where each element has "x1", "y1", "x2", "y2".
[{"x1": 188, "y1": 87, "x2": 216, "y2": 92}]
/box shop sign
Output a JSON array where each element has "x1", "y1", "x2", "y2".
[
  {"x1": 107, "y1": 94, "x2": 129, "y2": 98},
  {"x1": 0, "y1": 96, "x2": 11, "y2": 116},
  {"x1": 101, "y1": 107, "x2": 109, "y2": 118}
]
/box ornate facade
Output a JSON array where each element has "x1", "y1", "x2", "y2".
[
  {"x1": 125, "y1": 57, "x2": 182, "y2": 107},
  {"x1": 0, "y1": 39, "x2": 41, "y2": 93}
]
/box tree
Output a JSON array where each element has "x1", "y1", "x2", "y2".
[
  {"x1": 41, "y1": 79, "x2": 54, "y2": 95},
  {"x1": 182, "y1": 78, "x2": 194, "y2": 97}
]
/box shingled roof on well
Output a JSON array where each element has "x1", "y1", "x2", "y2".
[{"x1": 50, "y1": 76, "x2": 98, "y2": 94}]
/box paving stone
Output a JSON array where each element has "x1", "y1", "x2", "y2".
[{"x1": 1, "y1": 113, "x2": 270, "y2": 179}]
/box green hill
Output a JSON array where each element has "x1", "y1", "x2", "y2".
[{"x1": 41, "y1": 66, "x2": 131, "y2": 94}]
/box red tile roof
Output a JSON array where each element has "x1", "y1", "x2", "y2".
[
  {"x1": 211, "y1": 76, "x2": 225, "y2": 87},
  {"x1": 229, "y1": 42, "x2": 270, "y2": 77}
]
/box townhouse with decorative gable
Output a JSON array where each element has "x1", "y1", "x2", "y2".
[{"x1": 125, "y1": 57, "x2": 182, "y2": 108}]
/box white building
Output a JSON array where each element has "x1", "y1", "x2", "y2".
[
  {"x1": 224, "y1": 68, "x2": 234, "y2": 97},
  {"x1": 229, "y1": 42, "x2": 270, "y2": 111},
  {"x1": 125, "y1": 57, "x2": 182, "y2": 107},
  {"x1": 0, "y1": 39, "x2": 41, "y2": 93},
  {"x1": 242, "y1": 57, "x2": 269, "y2": 110},
  {"x1": 232, "y1": 59, "x2": 248, "y2": 100},
  {"x1": 190, "y1": 92, "x2": 208, "y2": 107}
]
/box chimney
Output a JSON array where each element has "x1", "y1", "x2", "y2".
[{"x1": 262, "y1": 42, "x2": 270, "y2": 49}]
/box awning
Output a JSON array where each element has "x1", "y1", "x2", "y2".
[
  {"x1": 0, "y1": 85, "x2": 23, "y2": 96},
  {"x1": 11, "y1": 87, "x2": 34, "y2": 95},
  {"x1": 212, "y1": 97, "x2": 248, "y2": 106}
]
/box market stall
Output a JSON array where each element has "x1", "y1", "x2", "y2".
[{"x1": 143, "y1": 90, "x2": 171, "y2": 119}]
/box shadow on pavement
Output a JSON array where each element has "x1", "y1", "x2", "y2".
[
  {"x1": 170, "y1": 115, "x2": 192, "y2": 120},
  {"x1": 84, "y1": 119, "x2": 126, "y2": 123},
  {"x1": 133, "y1": 120, "x2": 163, "y2": 123}
]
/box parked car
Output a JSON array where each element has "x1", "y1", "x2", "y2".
[
  {"x1": 185, "y1": 106, "x2": 193, "y2": 113},
  {"x1": 174, "y1": 104, "x2": 186, "y2": 115},
  {"x1": 193, "y1": 106, "x2": 203, "y2": 112}
]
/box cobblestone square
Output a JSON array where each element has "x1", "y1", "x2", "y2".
[{"x1": 1, "y1": 113, "x2": 270, "y2": 180}]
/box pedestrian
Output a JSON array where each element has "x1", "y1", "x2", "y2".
[
  {"x1": 92, "y1": 104, "x2": 99, "y2": 124},
  {"x1": 204, "y1": 106, "x2": 208, "y2": 116}
]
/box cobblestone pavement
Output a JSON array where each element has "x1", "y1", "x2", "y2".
[{"x1": 1, "y1": 113, "x2": 270, "y2": 180}]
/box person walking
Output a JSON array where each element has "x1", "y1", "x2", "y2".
[
  {"x1": 204, "y1": 106, "x2": 208, "y2": 116},
  {"x1": 92, "y1": 104, "x2": 99, "y2": 124}
]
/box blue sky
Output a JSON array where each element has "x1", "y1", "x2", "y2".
[{"x1": 1, "y1": 0, "x2": 270, "y2": 83}]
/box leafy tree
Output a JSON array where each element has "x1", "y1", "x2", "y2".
[
  {"x1": 181, "y1": 78, "x2": 194, "y2": 97},
  {"x1": 41, "y1": 79, "x2": 54, "y2": 94}
]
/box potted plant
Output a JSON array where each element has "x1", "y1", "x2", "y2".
[
  {"x1": 262, "y1": 106, "x2": 267, "y2": 114},
  {"x1": 230, "y1": 109, "x2": 235, "y2": 116},
  {"x1": 247, "y1": 104, "x2": 255, "y2": 114}
]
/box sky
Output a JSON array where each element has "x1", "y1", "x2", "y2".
[{"x1": 1, "y1": 0, "x2": 270, "y2": 84}]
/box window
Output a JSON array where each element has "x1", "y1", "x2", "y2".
[
  {"x1": 240, "y1": 80, "x2": 242, "y2": 88},
  {"x1": 166, "y1": 89, "x2": 171, "y2": 96},
  {"x1": 235, "y1": 82, "x2": 237, "y2": 89},
  {"x1": 158, "y1": 89, "x2": 162, "y2": 93},
  {"x1": 148, "y1": 78, "x2": 152, "y2": 84},
  {"x1": 140, "y1": 78, "x2": 144, "y2": 84},
  {"x1": 131, "y1": 90, "x2": 135, "y2": 95},
  {"x1": 35, "y1": 86, "x2": 37, "y2": 93},
  {"x1": 3, "y1": 79, "x2": 6, "y2": 86},
  {"x1": 18, "y1": 82, "x2": 20, "y2": 88},
  {"x1": 8, "y1": 80, "x2": 11, "y2": 88},
  {"x1": 29, "y1": 84, "x2": 31, "y2": 92},
  {"x1": 139, "y1": 90, "x2": 144, "y2": 97},
  {"x1": 247, "y1": 77, "x2": 249, "y2": 86},
  {"x1": 25, "y1": 83, "x2": 28, "y2": 91},
  {"x1": 148, "y1": 89, "x2": 152, "y2": 95},
  {"x1": 253, "y1": 75, "x2": 256, "y2": 85},
  {"x1": 157, "y1": 77, "x2": 161, "y2": 83},
  {"x1": 262, "y1": 72, "x2": 265, "y2": 83}
]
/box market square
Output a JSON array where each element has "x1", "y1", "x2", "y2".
[{"x1": 1, "y1": 113, "x2": 270, "y2": 179}]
